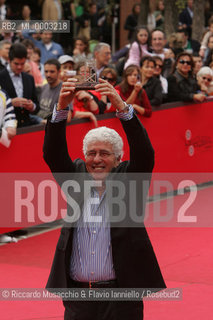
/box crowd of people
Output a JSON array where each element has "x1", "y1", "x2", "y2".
[{"x1": 1, "y1": 0, "x2": 213, "y2": 148}]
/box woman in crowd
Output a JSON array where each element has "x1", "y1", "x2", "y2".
[
  {"x1": 154, "y1": 0, "x2": 165, "y2": 29},
  {"x1": 72, "y1": 36, "x2": 92, "y2": 63},
  {"x1": 124, "y1": 26, "x2": 151, "y2": 69},
  {"x1": 22, "y1": 39, "x2": 43, "y2": 87},
  {"x1": 31, "y1": 47, "x2": 45, "y2": 81},
  {"x1": 140, "y1": 56, "x2": 163, "y2": 106},
  {"x1": 196, "y1": 66, "x2": 213, "y2": 96},
  {"x1": 124, "y1": 3, "x2": 141, "y2": 41},
  {"x1": 99, "y1": 67, "x2": 117, "y2": 113},
  {"x1": 115, "y1": 64, "x2": 152, "y2": 117},
  {"x1": 167, "y1": 52, "x2": 206, "y2": 103}
]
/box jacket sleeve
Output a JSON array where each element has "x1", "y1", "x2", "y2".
[
  {"x1": 167, "y1": 75, "x2": 194, "y2": 102},
  {"x1": 120, "y1": 113, "x2": 154, "y2": 173},
  {"x1": 149, "y1": 78, "x2": 163, "y2": 106},
  {"x1": 141, "y1": 90, "x2": 152, "y2": 117},
  {"x1": 124, "y1": 42, "x2": 140, "y2": 69},
  {"x1": 43, "y1": 119, "x2": 75, "y2": 173},
  {"x1": 30, "y1": 76, "x2": 40, "y2": 114}
]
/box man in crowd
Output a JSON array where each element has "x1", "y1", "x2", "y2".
[
  {"x1": 176, "y1": 27, "x2": 200, "y2": 54},
  {"x1": 192, "y1": 53, "x2": 203, "y2": 76},
  {"x1": 151, "y1": 29, "x2": 175, "y2": 78},
  {"x1": 37, "y1": 59, "x2": 62, "y2": 119},
  {"x1": 23, "y1": 31, "x2": 64, "y2": 64},
  {"x1": 58, "y1": 55, "x2": 75, "y2": 81},
  {"x1": 0, "y1": 40, "x2": 11, "y2": 70},
  {"x1": 44, "y1": 78, "x2": 166, "y2": 319},
  {"x1": 179, "y1": 0, "x2": 194, "y2": 38},
  {"x1": 203, "y1": 35, "x2": 213, "y2": 65},
  {"x1": 0, "y1": 43, "x2": 40, "y2": 127},
  {"x1": 151, "y1": 29, "x2": 168, "y2": 59},
  {"x1": 93, "y1": 42, "x2": 112, "y2": 78}
]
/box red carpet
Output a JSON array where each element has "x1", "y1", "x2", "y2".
[{"x1": 0, "y1": 187, "x2": 213, "y2": 319}]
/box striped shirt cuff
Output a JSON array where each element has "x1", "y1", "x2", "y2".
[
  {"x1": 116, "y1": 104, "x2": 134, "y2": 121},
  {"x1": 51, "y1": 104, "x2": 71, "y2": 123}
]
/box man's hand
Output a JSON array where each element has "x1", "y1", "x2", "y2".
[
  {"x1": 95, "y1": 78, "x2": 126, "y2": 111},
  {"x1": 6, "y1": 127, "x2": 16, "y2": 140},
  {"x1": 22, "y1": 99, "x2": 34, "y2": 111},
  {"x1": 11, "y1": 98, "x2": 34, "y2": 111},
  {"x1": 12, "y1": 97, "x2": 29, "y2": 107},
  {"x1": 193, "y1": 93, "x2": 206, "y2": 103},
  {"x1": 57, "y1": 79, "x2": 77, "y2": 110}
]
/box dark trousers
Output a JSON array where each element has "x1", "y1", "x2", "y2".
[{"x1": 64, "y1": 300, "x2": 144, "y2": 320}]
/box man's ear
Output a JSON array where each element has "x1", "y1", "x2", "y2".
[{"x1": 115, "y1": 155, "x2": 121, "y2": 166}]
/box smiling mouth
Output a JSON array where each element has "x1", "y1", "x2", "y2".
[{"x1": 92, "y1": 166, "x2": 105, "y2": 171}]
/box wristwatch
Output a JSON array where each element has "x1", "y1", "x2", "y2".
[{"x1": 116, "y1": 101, "x2": 130, "y2": 113}]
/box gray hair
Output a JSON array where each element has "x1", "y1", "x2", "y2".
[
  {"x1": 197, "y1": 66, "x2": 213, "y2": 78},
  {"x1": 83, "y1": 126, "x2": 124, "y2": 159},
  {"x1": 0, "y1": 40, "x2": 11, "y2": 50},
  {"x1": 93, "y1": 42, "x2": 111, "y2": 55}
]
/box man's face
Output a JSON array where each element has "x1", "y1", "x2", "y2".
[
  {"x1": 61, "y1": 62, "x2": 74, "y2": 71},
  {"x1": 188, "y1": 0, "x2": 193, "y2": 9},
  {"x1": 85, "y1": 141, "x2": 120, "y2": 181},
  {"x1": 41, "y1": 32, "x2": 52, "y2": 44},
  {"x1": 89, "y1": 4, "x2": 97, "y2": 14},
  {"x1": 0, "y1": 0, "x2": 5, "y2": 6},
  {"x1": 0, "y1": 43, "x2": 11, "y2": 60},
  {"x1": 44, "y1": 64, "x2": 60, "y2": 86},
  {"x1": 96, "y1": 46, "x2": 111, "y2": 68},
  {"x1": 10, "y1": 58, "x2": 26, "y2": 75},
  {"x1": 151, "y1": 31, "x2": 165, "y2": 53}
]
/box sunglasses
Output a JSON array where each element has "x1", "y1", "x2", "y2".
[
  {"x1": 202, "y1": 76, "x2": 212, "y2": 82},
  {"x1": 102, "y1": 76, "x2": 115, "y2": 83},
  {"x1": 179, "y1": 60, "x2": 191, "y2": 65}
]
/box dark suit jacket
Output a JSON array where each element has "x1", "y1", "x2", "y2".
[
  {"x1": 0, "y1": 68, "x2": 39, "y2": 127},
  {"x1": 143, "y1": 77, "x2": 163, "y2": 106},
  {"x1": 0, "y1": 61, "x2": 6, "y2": 71},
  {"x1": 43, "y1": 114, "x2": 166, "y2": 290}
]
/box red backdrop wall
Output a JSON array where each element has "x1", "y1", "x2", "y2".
[{"x1": 1, "y1": 101, "x2": 213, "y2": 233}]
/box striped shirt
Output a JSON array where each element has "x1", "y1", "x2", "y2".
[
  {"x1": 0, "y1": 89, "x2": 17, "y2": 129},
  {"x1": 70, "y1": 188, "x2": 116, "y2": 281}
]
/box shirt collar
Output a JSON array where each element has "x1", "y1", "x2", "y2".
[{"x1": 7, "y1": 64, "x2": 22, "y2": 77}]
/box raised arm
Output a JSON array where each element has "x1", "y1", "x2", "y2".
[{"x1": 95, "y1": 79, "x2": 154, "y2": 173}]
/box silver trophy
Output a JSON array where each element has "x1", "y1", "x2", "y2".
[{"x1": 75, "y1": 60, "x2": 98, "y2": 90}]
